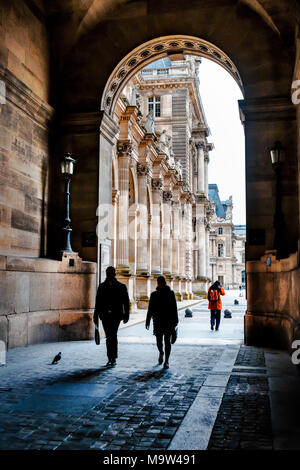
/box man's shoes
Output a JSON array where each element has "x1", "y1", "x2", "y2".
[
  {"x1": 163, "y1": 362, "x2": 169, "y2": 369},
  {"x1": 211, "y1": 324, "x2": 214, "y2": 331},
  {"x1": 106, "y1": 359, "x2": 116, "y2": 367},
  {"x1": 158, "y1": 352, "x2": 164, "y2": 365},
  {"x1": 216, "y1": 328, "x2": 219, "y2": 331}
]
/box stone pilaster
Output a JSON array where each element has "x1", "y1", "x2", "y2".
[
  {"x1": 116, "y1": 140, "x2": 132, "y2": 274},
  {"x1": 162, "y1": 190, "x2": 173, "y2": 276},
  {"x1": 204, "y1": 152, "x2": 209, "y2": 197},
  {"x1": 136, "y1": 163, "x2": 150, "y2": 275},
  {"x1": 135, "y1": 163, "x2": 151, "y2": 308},
  {"x1": 151, "y1": 178, "x2": 163, "y2": 275},
  {"x1": 196, "y1": 202, "x2": 206, "y2": 278},
  {"x1": 196, "y1": 142, "x2": 205, "y2": 194},
  {"x1": 111, "y1": 188, "x2": 119, "y2": 268}
]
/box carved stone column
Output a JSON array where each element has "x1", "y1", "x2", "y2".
[
  {"x1": 196, "y1": 142, "x2": 205, "y2": 194},
  {"x1": 172, "y1": 199, "x2": 182, "y2": 300},
  {"x1": 135, "y1": 164, "x2": 151, "y2": 308},
  {"x1": 204, "y1": 152, "x2": 209, "y2": 197},
  {"x1": 111, "y1": 188, "x2": 119, "y2": 268},
  {"x1": 151, "y1": 178, "x2": 163, "y2": 275},
  {"x1": 136, "y1": 163, "x2": 150, "y2": 275},
  {"x1": 205, "y1": 223, "x2": 210, "y2": 279},
  {"x1": 116, "y1": 140, "x2": 132, "y2": 274},
  {"x1": 196, "y1": 201, "x2": 206, "y2": 278},
  {"x1": 162, "y1": 190, "x2": 173, "y2": 276}
]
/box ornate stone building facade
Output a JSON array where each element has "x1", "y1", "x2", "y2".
[
  {"x1": 209, "y1": 184, "x2": 246, "y2": 289},
  {"x1": 111, "y1": 56, "x2": 213, "y2": 307}
]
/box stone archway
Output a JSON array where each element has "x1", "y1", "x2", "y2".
[
  {"x1": 100, "y1": 35, "x2": 243, "y2": 118},
  {"x1": 58, "y1": 2, "x2": 298, "y2": 349}
]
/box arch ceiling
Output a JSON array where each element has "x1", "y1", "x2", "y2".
[{"x1": 44, "y1": 0, "x2": 298, "y2": 111}]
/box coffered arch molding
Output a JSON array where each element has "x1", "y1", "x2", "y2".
[{"x1": 100, "y1": 35, "x2": 244, "y2": 117}]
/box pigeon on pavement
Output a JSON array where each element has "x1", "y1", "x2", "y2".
[{"x1": 51, "y1": 352, "x2": 62, "y2": 365}]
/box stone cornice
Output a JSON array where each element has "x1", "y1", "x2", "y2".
[
  {"x1": 238, "y1": 95, "x2": 296, "y2": 122},
  {"x1": 0, "y1": 65, "x2": 54, "y2": 129}
]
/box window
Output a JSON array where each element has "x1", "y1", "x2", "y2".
[
  {"x1": 242, "y1": 252, "x2": 245, "y2": 263},
  {"x1": 218, "y1": 244, "x2": 224, "y2": 257},
  {"x1": 157, "y1": 69, "x2": 169, "y2": 75},
  {"x1": 218, "y1": 227, "x2": 223, "y2": 235},
  {"x1": 148, "y1": 96, "x2": 161, "y2": 117}
]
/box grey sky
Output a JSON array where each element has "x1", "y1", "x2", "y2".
[{"x1": 199, "y1": 58, "x2": 246, "y2": 225}]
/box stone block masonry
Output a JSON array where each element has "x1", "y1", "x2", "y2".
[{"x1": 0, "y1": 255, "x2": 97, "y2": 349}]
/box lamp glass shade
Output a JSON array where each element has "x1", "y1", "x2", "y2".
[
  {"x1": 61, "y1": 154, "x2": 76, "y2": 176},
  {"x1": 270, "y1": 141, "x2": 285, "y2": 165}
]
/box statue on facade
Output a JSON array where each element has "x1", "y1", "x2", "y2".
[
  {"x1": 175, "y1": 160, "x2": 182, "y2": 178},
  {"x1": 158, "y1": 129, "x2": 169, "y2": 154},
  {"x1": 168, "y1": 147, "x2": 176, "y2": 168},
  {"x1": 130, "y1": 87, "x2": 138, "y2": 107},
  {"x1": 145, "y1": 110, "x2": 155, "y2": 134}
]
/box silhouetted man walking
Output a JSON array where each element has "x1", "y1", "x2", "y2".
[
  {"x1": 146, "y1": 276, "x2": 178, "y2": 369},
  {"x1": 93, "y1": 266, "x2": 130, "y2": 366}
]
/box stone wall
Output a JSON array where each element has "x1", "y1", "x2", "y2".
[
  {"x1": 0, "y1": 255, "x2": 97, "y2": 349},
  {"x1": 245, "y1": 251, "x2": 300, "y2": 350},
  {"x1": 0, "y1": 0, "x2": 52, "y2": 257}
]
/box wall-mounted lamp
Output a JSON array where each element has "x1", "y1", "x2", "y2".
[{"x1": 270, "y1": 141, "x2": 286, "y2": 167}]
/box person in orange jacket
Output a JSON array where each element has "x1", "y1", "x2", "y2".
[{"x1": 207, "y1": 280, "x2": 225, "y2": 331}]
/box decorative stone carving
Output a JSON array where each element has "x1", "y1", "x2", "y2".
[
  {"x1": 144, "y1": 110, "x2": 155, "y2": 133},
  {"x1": 152, "y1": 178, "x2": 163, "y2": 192},
  {"x1": 163, "y1": 190, "x2": 173, "y2": 202},
  {"x1": 175, "y1": 160, "x2": 183, "y2": 179},
  {"x1": 137, "y1": 163, "x2": 150, "y2": 177},
  {"x1": 112, "y1": 189, "x2": 120, "y2": 204},
  {"x1": 101, "y1": 35, "x2": 243, "y2": 115},
  {"x1": 117, "y1": 140, "x2": 133, "y2": 157},
  {"x1": 195, "y1": 141, "x2": 206, "y2": 150}
]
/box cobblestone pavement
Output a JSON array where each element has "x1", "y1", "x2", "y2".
[
  {"x1": 0, "y1": 340, "x2": 225, "y2": 450},
  {"x1": 208, "y1": 346, "x2": 273, "y2": 450},
  {"x1": 1, "y1": 290, "x2": 299, "y2": 451}
]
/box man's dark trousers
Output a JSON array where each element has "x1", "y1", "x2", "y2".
[{"x1": 102, "y1": 317, "x2": 121, "y2": 361}]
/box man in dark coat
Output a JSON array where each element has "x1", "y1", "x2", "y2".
[
  {"x1": 93, "y1": 266, "x2": 130, "y2": 366},
  {"x1": 146, "y1": 276, "x2": 178, "y2": 369}
]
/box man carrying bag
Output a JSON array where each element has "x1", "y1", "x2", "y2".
[{"x1": 93, "y1": 266, "x2": 130, "y2": 366}]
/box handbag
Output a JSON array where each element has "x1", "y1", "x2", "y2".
[
  {"x1": 171, "y1": 326, "x2": 178, "y2": 344},
  {"x1": 95, "y1": 327, "x2": 100, "y2": 345}
]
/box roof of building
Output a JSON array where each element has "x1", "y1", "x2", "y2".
[
  {"x1": 143, "y1": 58, "x2": 173, "y2": 70},
  {"x1": 208, "y1": 184, "x2": 228, "y2": 219}
]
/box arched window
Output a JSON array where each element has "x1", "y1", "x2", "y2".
[
  {"x1": 148, "y1": 96, "x2": 161, "y2": 117},
  {"x1": 218, "y1": 227, "x2": 223, "y2": 235}
]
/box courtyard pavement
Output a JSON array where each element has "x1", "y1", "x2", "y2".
[{"x1": 1, "y1": 289, "x2": 300, "y2": 451}]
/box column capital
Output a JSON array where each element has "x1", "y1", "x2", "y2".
[
  {"x1": 117, "y1": 139, "x2": 133, "y2": 158},
  {"x1": 151, "y1": 178, "x2": 163, "y2": 192},
  {"x1": 195, "y1": 141, "x2": 206, "y2": 150},
  {"x1": 137, "y1": 163, "x2": 150, "y2": 177},
  {"x1": 163, "y1": 190, "x2": 173, "y2": 202}
]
